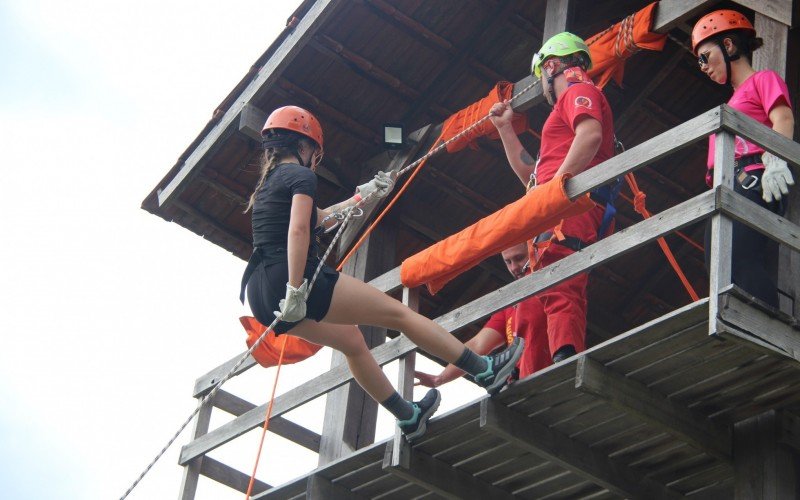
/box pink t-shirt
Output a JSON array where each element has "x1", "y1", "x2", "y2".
[{"x1": 706, "y1": 70, "x2": 792, "y2": 183}]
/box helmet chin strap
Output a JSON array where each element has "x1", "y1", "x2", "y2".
[{"x1": 716, "y1": 39, "x2": 740, "y2": 87}]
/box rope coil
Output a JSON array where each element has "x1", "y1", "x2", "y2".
[{"x1": 120, "y1": 79, "x2": 538, "y2": 500}]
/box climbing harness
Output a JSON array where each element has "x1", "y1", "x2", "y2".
[{"x1": 120, "y1": 78, "x2": 539, "y2": 500}]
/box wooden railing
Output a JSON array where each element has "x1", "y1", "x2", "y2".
[{"x1": 178, "y1": 105, "x2": 800, "y2": 494}]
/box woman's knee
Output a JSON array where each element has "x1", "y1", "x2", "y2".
[{"x1": 337, "y1": 326, "x2": 370, "y2": 356}]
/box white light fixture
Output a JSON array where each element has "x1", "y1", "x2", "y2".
[{"x1": 383, "y1": 124, "x2": 404, "y2": 149}]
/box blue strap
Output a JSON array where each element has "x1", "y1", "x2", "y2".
[{"x1": 590, "y1": 178, "x2": 623, "y2": 240}]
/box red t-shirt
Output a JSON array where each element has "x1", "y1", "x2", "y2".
[
  {"x1": 484, "y1": 296, "x2": 551, "y2": 378},
  {"x1": 535, "y1": 83, "x2": 616, "y2": 185}
]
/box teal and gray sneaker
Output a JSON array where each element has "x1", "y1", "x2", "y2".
[
  {"x1": 474, "y1": 337, "x2": 525, "y2": 395},
  {"x1": 397, "y1": 388, "x2": 441, "y2": 441}
]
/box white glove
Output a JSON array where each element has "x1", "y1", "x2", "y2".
[
  {"x1": 761, "y1": 152, "x2": 794, "y2": 203},
  {"x1": 274, "y1": 280, "x2": 308, "y2": 322},
  {"x1": 356, "y1": 171, "x2": 395, "y2": 200}
]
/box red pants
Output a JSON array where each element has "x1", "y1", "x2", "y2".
[
  {"x1": 531, "y1": 206, "x2": 605, "y2": 357},
  {"x1": 513, "y1": 296, "x2": 552, "y2": 378}
]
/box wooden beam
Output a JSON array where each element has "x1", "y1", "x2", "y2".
[
  {"x1": 543, "y1": 0, "x2": 573, "y2": 41},
  {"x1": 382, "y1": 439, "x2": 515, "y2": 500},
  {"x1": 575, "y1": 356, "x2": 731, "y2": 461},
  {"x1": 212, "y1": 389, "x2": 321, "y2": 453},
  {"x1": 718, "y1": 291, "x2": 800, "y2": 363},
  {"x1": 615, "y1": 48, "x2": 688, "y2": 131},
  {"x1": 157, "y1": 0, "x2": 344, "y2": 207},
  {"x1": 652, "y1": 0, "x2": 722, "y2": 32},
  {"x1": 707, "y1": 131, "x2": 735, "y2": 335},
  {"x1": 196, "y1": 173, "x2": 248, "y2": 207},
  {"x1": 177, "y1": 399, "x2": 213, "y2": 500},
  {"x1": 399, "y1": 0, "x2": 517, "y2": 123},
  {"x1": 276, "y1": 78, "x2": 381, "y2": 144},
  {"x1": 479, "y1": 399, "x2": 684, "y2": 499},
  {"x1": 734, "y1": 410, "x2": 798, "y2": 499},
  {"x1": 566, "y1": 106, "x2": 723, "y2": 199},
  {"x1": 337, "y1": 124, "x2": 436, "y2": 258},
  {"x1": 199, "y1": 456, "x2": 270, "y2": 495},
  {"x1": 180, "y1": 190, "x2": 718, "y2": 465},
  {"x1": 422, "y1": 165, "x2": 502, "y2": 214},
  {"x1": 319, "y1": 223, "x2": 395, "y2": 464},
  {"x1": 306, "y1": 473, "x2": 360, "y2": 499},
  {"x1": 718, "y1": 186, "x2": 800, "y2": 254},
  {"x1": 733, "y1": 0, "x2": 793, "y2": 26},
  {"x1": 171, "y1": 199, "x2": 251, "y2": 248},
  {"x1": 778, "y1": 411, "x2": 800, "y2": 453},
  {"x1": 752, "y1": 11, "x2": 796, "y2": 317}
]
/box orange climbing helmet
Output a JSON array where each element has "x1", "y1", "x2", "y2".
[
  {"x1": 691, "y1": 9, "x2": 755, "y2": 55},
  {"x1": 261, "y1": 105, "x2": 323, "y2": 148}
]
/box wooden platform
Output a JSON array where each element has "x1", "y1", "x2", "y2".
[{"x1": 254, "y1": 293, "x2": 800, "y2": 499}]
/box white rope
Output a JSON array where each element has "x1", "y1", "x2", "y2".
[{"x1": 120, "y1": 79, "x2": 537, "y2": 499}]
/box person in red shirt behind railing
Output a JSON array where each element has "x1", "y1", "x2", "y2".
[
  {"x1": 415, "y1": 243, "x2": 552, "y2": 388},
  {"x1": 489, "y1": 32, "x2": 616, "y2": 363}
]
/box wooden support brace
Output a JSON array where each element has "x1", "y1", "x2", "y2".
[
  {"x1": 306, "y1": 473, "x2": 359, "y2": 500},
  {"x1": 212, "y1": 389, "x2": 321, "y2": 453},
  {"x1": 199, "y1": 456, "x2": 270, "y2": 495},
  {"x1": 575, "y1": 356, "x2": 732, "y2": 462},
  {"x1": 337, "y1": 124, "x2": 436, "y2": 258},
  {"x1": 479, "y1": 399, "x2": 685, "y2": 499},
  {"x1": 177, "y1": 399, "x2": 213, "y2": 500},
  {"x1": 778, "y1": 411, "x2": 800, "y2": 453},
  {"x1": 707, "y1": 131, "x2": 735, "y2": 336},
  {"x1": 382, "y1": 438, "x2": 515, "y2": 500}
]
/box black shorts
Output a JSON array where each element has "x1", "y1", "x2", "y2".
[{"x1": 246, "y1": 259, "x2": 340, "y2": 334}]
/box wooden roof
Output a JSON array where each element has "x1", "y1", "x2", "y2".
[{"x1": 142, "y1": 0, "x2": 797, "y2": 346}]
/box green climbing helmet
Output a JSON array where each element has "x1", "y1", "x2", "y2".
[{"x1": 531, "y1": 31, "x2": 592, "y2": 78}]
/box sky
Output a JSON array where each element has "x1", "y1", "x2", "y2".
[{"x1": 0, "y1": 1, "x2": 483, "y2": 498}]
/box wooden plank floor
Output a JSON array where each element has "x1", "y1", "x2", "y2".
[{"x1": 254, "y1": 297, "x2": 800, "y2": 499}]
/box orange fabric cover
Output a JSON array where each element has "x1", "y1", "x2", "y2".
[
  {"x1": 240, "y1": 316, "x2": 322, "y2": 368},
  {"x1": 440, "y1": 81, "x2": 528, "y2": 153},
  {"x1": 586, "y1": 2, "x2": 667, "y2": 89},
  {"x1": 400, "y1": 175, "x2": 595, "y2": 294}
]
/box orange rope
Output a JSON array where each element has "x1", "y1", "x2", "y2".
[
  {"x1": 617, "y1": 192, "x2": 704, "y2": 252},
  {"x1": 337, "y1": 139, "x2": 442, "y2": 270},
  {"x1": 245, "y1": 334, "x2": 288, "y2": 499},
  {"x1": 624, "y1": 173, "x2": 700, "y2": 302}
]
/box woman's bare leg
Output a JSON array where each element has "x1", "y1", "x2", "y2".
[
  {"x1": 288, "y1": 320, "x2": 394, "y2": 402},
  {"x1": 322, "y1": 273, "x2": 465, "y2": 363}
]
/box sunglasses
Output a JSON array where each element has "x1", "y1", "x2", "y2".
[{"x1": 697, "y1": 50, "x2": 712, "y2": 67}]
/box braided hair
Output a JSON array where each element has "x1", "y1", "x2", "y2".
[{"x1": 245, "y1": 130, "x2": 311, "y2": 212}]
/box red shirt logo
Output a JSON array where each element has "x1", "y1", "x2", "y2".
[{"x1": 574, "y1": 96, "x2": 592, "y2": 109}]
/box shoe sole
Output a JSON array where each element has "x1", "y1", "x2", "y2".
[
  {"x1": 403, "y1": 391, "x2": 442, "y2": 441},
  {"x1": 486, "y1": 338, "x2": 525, "y2": 396}
]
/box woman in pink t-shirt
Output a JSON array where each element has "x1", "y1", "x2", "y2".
[{"x1": 692, "y1": 9, "x2": 795, "y2": 307}]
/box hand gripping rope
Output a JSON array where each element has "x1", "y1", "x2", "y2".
[{"x1": 119, "y1": 79, "x2": 537, "y2": 500}]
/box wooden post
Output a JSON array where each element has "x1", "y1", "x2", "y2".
[
  {"x1": 543, "y1": 0, "x2": 572, "y2": 41},
  {"x1": 734, "y1": 410, "x2": 799, "y2": 499},
  {"x1": 708, "y1": 131, "x2": 735, "y2": 335},
  {"x1": 176, "y1": 398, "x2": 213, "y2": 500},
  {"x1": 752, "y1": 11, "x2": 798, "y2": 317},
  {"x1": 388, "y1": 287, "x2": 418, "y2": 467},
  {"x1": 318, "y1": 223, "x2": 396, "y2": 465}
]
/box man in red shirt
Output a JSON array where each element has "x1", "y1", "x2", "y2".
[
  {"x1": 415, "y1": 243, "x2": 552, "y2": 387},
  {"x1": 489, "y1": 32, "x2": 616, "y2": 362}
]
